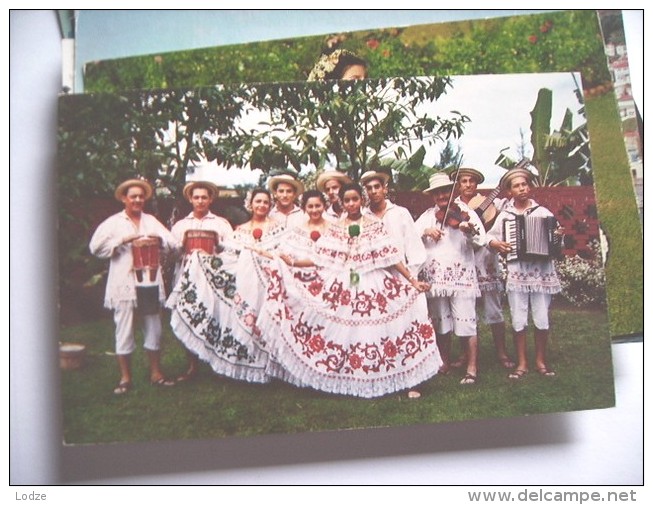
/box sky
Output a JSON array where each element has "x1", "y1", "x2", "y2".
[
  {"x1": 70, "y1": 9, "x2": 637, "y2": 189},
  {"x1": 190, "y1": 71, "x2": 584, "y2": 189}
]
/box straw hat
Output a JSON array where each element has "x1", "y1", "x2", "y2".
[
  {"x1": 499, "y1": 167, "x2": 534, "y2": 190},
  {"x1": 359, "y1": 170, "x2": 391, "y2": 186},
  {"x1": 422, "y1": 172, "x2": 454, "y2": 194},
  {"x1": 267, "y1": 173, "x2": 305, "y2": 195},
  {"x1": 449, "y1": 167, "x2": 485, "y2": 184},
  {"x1": 114, "y1": 179, "x2": 153, "y2": 201},
  {"x1": 316, "y1": 170, "x2": 353, "y2": 193},
  {"x1": 182, "y1": 181, "x2": 219, "y2": 202}
]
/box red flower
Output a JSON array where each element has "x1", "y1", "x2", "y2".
[
  {"x1": 528, "y1": 34, "x2": 538, "y2": 44},
  {"x1": 252, "y1": 228, "x2": 263, "y2": 240},
  {"x1": 310, "y1": 230, "x2": 321, "y2": 242},
  {"x1": 384, "y1": 341, "x2": 398, "y2": 358},
  {"x1": 419, "y1": 323, "x2": 434, "y2": 341},
  {"x1": 308, "y1": 280, "x2": 323, "y2": 296},
  {"x1": 366, "y1": 39, "x2": 380, "y2": 50},
  {"x1": 382, "y1": 49, "x2": 391, "y2": 58},
  {"x1": 349, "y1": 353, "x2": 362, "y2": 369},
  {"x1": 309, "y1": 334, "x2": 325, "y2": 353}
]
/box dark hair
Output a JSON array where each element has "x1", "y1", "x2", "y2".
[
  {"x1": 249, "y1": 187, "x2": 271, "y2": 204},
  {"x1": 339, "y1": 182, "x2": 363, "y2": 201},
  {"x1": 326, "y1": 52, "x2": 368, "y2": 80},
  {"x1": 301, "y1": 189, "x2": 327, "y2": 209}
]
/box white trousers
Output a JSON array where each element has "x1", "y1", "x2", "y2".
[
  {"x1": 113, "y1": 301, "x2": 162, "y2": 355},
  {"x1": 478, "y1": 289, "x2": 505, "y2": 325},
  {"x1": 427, "y1": 295, "x2": 477, "y2": 337},
  {"x1": 506, "y1": 291, "x2": 552, "y2": 332}
]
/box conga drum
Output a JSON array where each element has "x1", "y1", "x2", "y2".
[
  {"x1": 184, "y1": 229, "x2": 218, "y2": 255},
  {"x1": 132, "y1": 237, "x2": 161, "y2": 314}
]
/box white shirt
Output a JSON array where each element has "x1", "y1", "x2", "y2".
[
  {"x1": 269, "y1": 205, "x2": 306, "y2": 229},
  {"x1": 456, "y1": 195, "x2": 507, "y2": 291},
  {"x1": 414, "y1": 205, "x2": 485, "y2": 298},
  {"x1": 89, "y1": 211, "x2": 178, "y2": 309},
  {"x1": 363, "y1": 201, "x2": 426, "y2": 276},
  {"x1": 487, "y1": 198, "x2": 561, "y2": 294},
  {"x1": 170, "y1": 211, "x2": 234, "y2": 283}
]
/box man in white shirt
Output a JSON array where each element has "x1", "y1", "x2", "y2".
[
  {"x1": 89, "y1": 179, "x2": 178, "y2": 395},
  {"x1": 170, "y1": 181, "x2": 234, "y2": 381},
  {"x1": 316, "y1": 170, "x2": 352, "y2": 222},
  {"x1": 360, "y1": 169, "x2": 426, "y2": 277},
  {"x1": 451, "y1": 168, "x2": 515, "y2": 370},
  {"x1": 267, "y1": 172, "x2": 305, "y2": 229}
]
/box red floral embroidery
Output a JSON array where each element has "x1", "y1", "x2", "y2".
[
  {"x1": 308, "y1": 280, "x2": 323, "y2": 296},
  {"x1": 309, "y1": 334, "x2": 325, "y2": 353},
  {"x1": 340, "y1": 289, "x2": 351, "y2": 306},
  {"x1": 349, "y1": 353, "x2": 362, "y2": 369},
  {"x1": 384, "y1": 340, "x2": 398, "y2": 358},
  {"x1": 352, "y1": 291, "x2": 374, "y2": 317}
]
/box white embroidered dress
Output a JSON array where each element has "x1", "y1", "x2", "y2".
[
  {"x1": 258, "y1": 218, "x2": 442, "y2": 398},
  {"x1": 168, "y1": 222, "x2": 288, "y2": 383},
  {"x1": 363, "y1": 201, "x2": 426, "y2": 276}
]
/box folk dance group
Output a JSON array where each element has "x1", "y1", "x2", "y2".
[{"x1": 90, "y1": 166, "x2": 562, "y2": 398}]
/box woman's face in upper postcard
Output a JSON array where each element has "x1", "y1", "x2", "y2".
[{"x1": 340, "y1": 64, "x2": 367, "y2": 81}]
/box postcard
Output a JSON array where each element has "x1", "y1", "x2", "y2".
[{"x1": 58, "y1": 73, "x2": 615, "y2": 446}]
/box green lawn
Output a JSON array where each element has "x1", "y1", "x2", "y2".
[
  {"x1": 585, "y1": 93, "x2": 644, "y2": 337},
  {"x1": 60, "y1": 303, "x2": 615, "y2": 445}
]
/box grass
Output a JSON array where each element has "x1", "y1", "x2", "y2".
[
  {"x1": 585, "y1": 92, "x2": 644, "y2": 336},
  {"x1": 60, "y1": 302, "x2": 615, "y2": 445}
]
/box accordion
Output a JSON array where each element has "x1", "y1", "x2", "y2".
[{"x1": 503, "y1": 214, "x2": 561, "y2": 262}]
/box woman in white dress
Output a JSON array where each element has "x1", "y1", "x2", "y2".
[
  {"x1": 168, "y1": 188, "x2": 287, "y2": 383},
  {"x1": 259, "y1": 185, "x2": 442, "y2": 398}
]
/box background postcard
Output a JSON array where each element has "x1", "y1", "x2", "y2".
[{"x1": 69, "y1": 9, "x2": 643, "y2": 339}]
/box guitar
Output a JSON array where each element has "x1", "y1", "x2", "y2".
[{"x1": 466, "y1": 185, "x2": 502, "y2": 231}]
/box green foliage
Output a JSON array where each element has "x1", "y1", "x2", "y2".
[{"x1": 83, "y1": 11, "x2": 611, "y2": 93}]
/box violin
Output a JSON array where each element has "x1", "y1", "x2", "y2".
[{"x1": 436, "y1": 203, "x2": 479, "y2": 235}]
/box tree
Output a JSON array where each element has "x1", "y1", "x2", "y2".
[
  {"x1": 495, "y1": 82, "x2": 591, "y2": 186},
  {"x1": 237, "y1": 76, "x2": 469, "y2": 182}
]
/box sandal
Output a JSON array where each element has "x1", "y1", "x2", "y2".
[
  {"x1": 175, "y1": 370, "x2": 198, "y2": 383},
  {"x1": 508, "y1": 369, "x2": 528, "y2": 380},
  {"x1": 536, "y1": 366, "x2": 556, "y2": 377},
  {"x1": 460, "y1": 373, "x2": 477, "y2": 385},
  {"x1": 151, "y1": 377, "x2": 175, "y2": 387},
  {"x1": 113, "y1": 381, "x2": 131, "y2": 395},
  {"x1": 499, "y1": 357, "x2": 516, "y2": 369}
]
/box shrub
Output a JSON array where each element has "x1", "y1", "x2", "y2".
[{"x1": 555, "y1": 240, "x2": 607, "y2": 308}]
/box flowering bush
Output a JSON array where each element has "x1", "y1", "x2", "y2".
[{"x1": 555, "y1": 240, "x2": 607, "y2": 308}]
